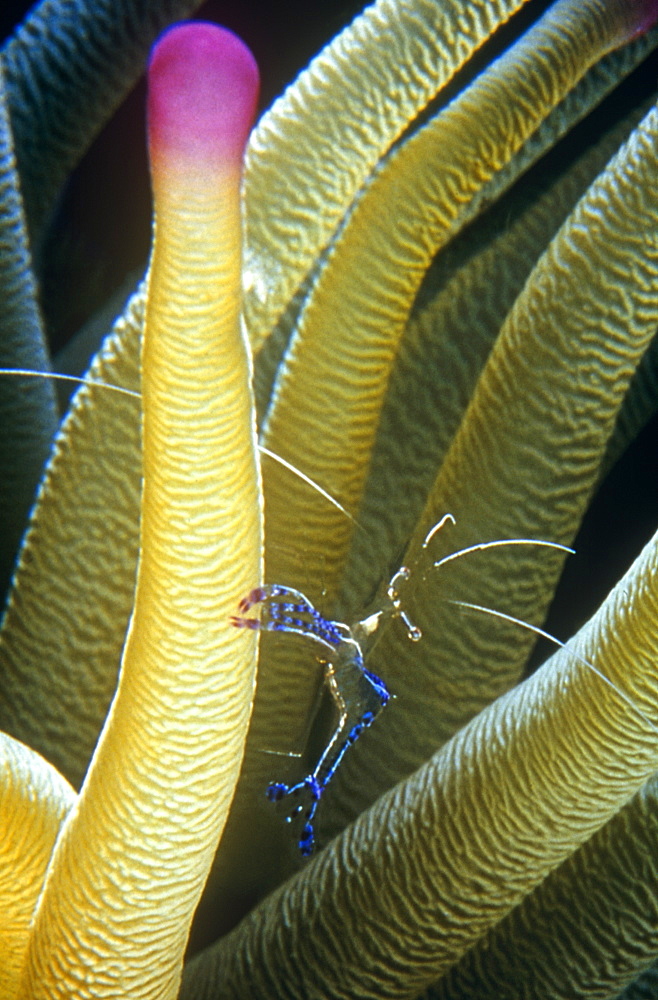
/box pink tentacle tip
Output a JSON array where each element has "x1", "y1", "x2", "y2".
[{"x1": 148, "y1": 22, "x2": 259, "y2": 171}]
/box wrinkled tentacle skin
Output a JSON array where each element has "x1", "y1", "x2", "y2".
[
  {"x1": 16, "y1": 24, "x2": 261, "y2": 999},
  {"x1": 343, "y1": 64, "x2": 658, "y2": 621},
  {"x1": 430, "y1": 775, "x2": 658, "y2": 998},
  {"x1": 0, "y1": 296, "x2": 142, "y2": 789},
  {"x1": 0, "y1": 733, "x2": 75, "y2": 999},
  {"x1": 182, "y1": 525, "x2": 658, "y2": 1000},
  {"x1": 329, "y1": 74, "x2": 658, "y2": 832},
  {"x1": 243, "y1": 0, "x2": 530, "y2": 343}
]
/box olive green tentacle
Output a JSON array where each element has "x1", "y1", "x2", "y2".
[
  {"x1": 342, "y1": 90, "x2": 652, "y2": 617},
  {"x1": 182, "y1": 523, "x2": 658, "y2": 1000},
  {"x1": 427, "y1": 772, "x2": 658, "y2": 999},
  {"x1": 456, "y1": 21, "x2": 658, "y2": 242},
  {"x1": 326, "y1": 95, "x2": 658, "y2": 834},
  {"x1": 2, "y1": 0, "x2": 203, "y2": 241},
  {"x1": 0, "y1": 60, "x2": 58, "y2": 607},
  {"x1": 243, "y1": 0, "x2": 532, "y2": 347},
  {"x1": 0, "y1": 293, "x2": 142, "y2": 788}
]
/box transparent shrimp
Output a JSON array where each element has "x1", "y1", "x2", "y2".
[
  {"x1": 231, "y1": 515, "x2": 579, "y2": 855},
  {"x1": 231, "y1": 575, "x2": 403, "y2": 856}
]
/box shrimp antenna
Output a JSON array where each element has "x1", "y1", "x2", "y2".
[
  {"x1": 417, "y1": 515, "x2": 573, "y2": 570},
  {"x1": 432, "y1": 537, "x2": 574, "y2": 571},
  {"x1": 361, "y1": 515, "x2": 574, "y2": 650},
  {"x1": 258, "y1": 445, "x2": 357, "y2": 525},
  {"x1": 0, "y1": 368, "x2": 141, "y2": 399},
  {"x1": 0, "y1": 367, "x2": 357, "y2": 525},
  {"x1": 450, "y1": 599, "x2": 658, "y2": 737}
]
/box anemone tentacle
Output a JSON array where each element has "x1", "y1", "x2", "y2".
[
  {"x1": 182, "y1": 523, "x2": 658, "y2": 999},
  {"x1": 16, "y1": 24, "x2": 261, "y2": 998},
  {"x1": 0, "y1": 732, "x2": 75, "y2": 998}
]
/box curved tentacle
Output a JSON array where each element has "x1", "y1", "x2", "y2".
[
  {"x1": 0, "y1": 295, "x2": 142, "y2": 788},
  {"x1": 342, "y1": 91, "x2": 653, "y2": 614},
  {"x1": 182, "y1": 522, "x2": 658, "y2": 1000},
  {"x1": 0, "y1": 732, "x2": 75, "y2": 999},
  {"x1": 243, "y1": 0, "x2": 533, "y2": 345}
]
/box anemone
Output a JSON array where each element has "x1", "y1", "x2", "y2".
[{"x1": 1, "y1": 0, "x2": 658, "y2": 997}]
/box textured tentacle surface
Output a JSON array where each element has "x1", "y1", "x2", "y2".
[
  {"x1": 325, "y1": 90, "x2": 658, "y2": 835},
  {"x1": 0, "y1": 732, "x2": 75, "y2": 1000},
  {"x1": 342, "y1": 93, "x2": 652, "y2": 616},
  {"x1": 243, "y1": 0, "x2": 531, "y2": 345},
  {"x1": 0, "y1": 296, "x2": 142, "y2": 788},
  {"x1": 16, "y1": 24, "x2": 261, "y2": 998},
  {"x1": 182, "y1": 523, "x2": 658, "y2": 999},
  {"x1": 428, "y1": 772, "x2": 658, "y2": 998}
]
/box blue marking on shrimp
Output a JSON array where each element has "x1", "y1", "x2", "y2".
[
  {"x1": 231, "y1": 512, "x2": 581, "y2": 855},
  {"x1": 231, "y1": 576, "x2": 410, "y2": 856},
  {"x1": 230, "y1": 520, "x2": 463, "y2": 854},
  {"x1": 233, "y1": 585, "x2": 344, "y2": 647}
]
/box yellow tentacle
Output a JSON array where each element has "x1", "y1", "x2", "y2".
[
  {"x1": 16, "y1": 23, "x2": 261, "y2": 999},
  {"x1": 0, "y1": 733, "x2": 75, "y2": 1000}
]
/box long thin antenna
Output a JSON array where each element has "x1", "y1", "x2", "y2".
[
  {"x1": 450, "y1": 599, "x2": 658, "y2": 736},
  {"x1": 433, "y1": 537, "x2": 574, "y2": 571},
  {"x1": 0, "y1": 369, "x2": 140, "y2": 399},
  {"x1": 258, "y1": 445, "x2": 357, "y2": 525},
  {"x1": 422, "y1": 513, "x2": 456, "y2": 548}
]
